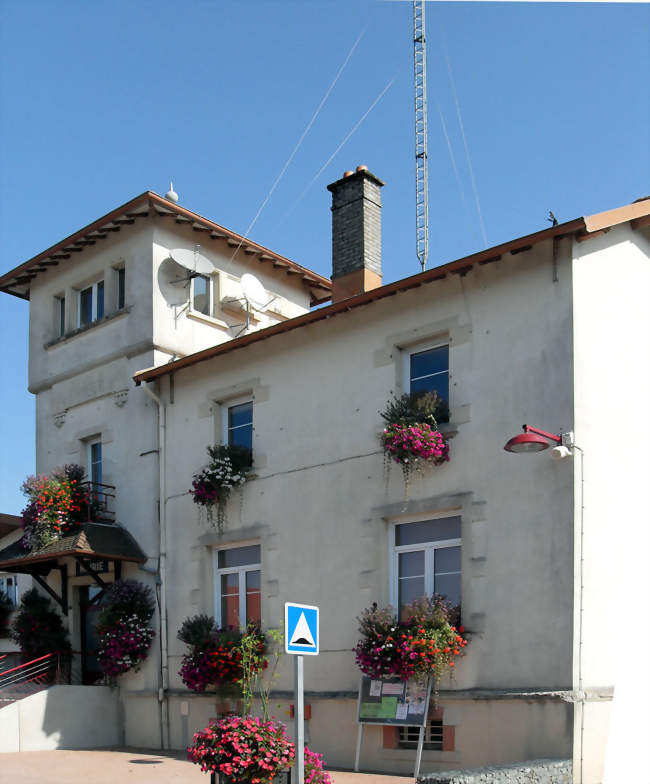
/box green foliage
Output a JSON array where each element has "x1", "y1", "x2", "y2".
[
  {"x1": 11, "y1": 588, "x2": 70, "y2": 656},
  {"x1": 177, "y1": 613, "x2": 218, "y2": 649},
  {"x1": 238, "y1": 626, "x2": 283, "y2": 720},
  {"x1": 0, "y1": 589, "x2": 13, "y2": 637},
  {"x1": 379, "y1": 391, "x2": 448, "y2": 428},
  {"x1": 97, "y1": 579, "x2": 155, "y2": 631},
  {"x1": 207, "y1": 443, "x2": 252, "y2": 473}
]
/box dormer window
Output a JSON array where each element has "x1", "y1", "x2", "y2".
[
  {"x1": 78, "y1": 281, "x2": 104, "y2": 327},
  {"x1": 191, "y1": 274, "x2": 212, "y2": 317}
]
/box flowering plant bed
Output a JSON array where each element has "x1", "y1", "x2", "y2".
[
  {"x1": 379, "y1": 393, "x2": 449, "y2": 490},
  {"x1": 190, "y1": 444, "x2": 252, "y2": 530},
  {"x1": 97, "y1": 580, "x2": 155, "y2": 677},
  {"x1": 355, "y1": 596, "x2": 467, "y2": 692},
  {"x1": 20, "y1": 464, "x2": 94, "y2": 550},
  {"x1": 187, "y1": 715, "x2": 294, "y2": 782},
  {"x1": 178, "y1": 614, "x2": 266, "y2": 693},
  {"x1": 304, "y1": 748, "x2": 333, "y2": 784}
]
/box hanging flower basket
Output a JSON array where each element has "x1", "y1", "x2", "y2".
[
  {"x1": 178, "y1": 615, "x2": 266, "y2": 693},
  {"x1": 354, "y1": 596, "x2": 467, "y2": 699},
  {"x1": 379, "y1": 392, "x2": 450, "y2": 491},
  {"x1": 190, "y1": 445, "x2": 252, "y2": 530},
  {"x1": 97, "y1": 580, "x2": 156, "y2": 678},
  {"x1": 20, "y1": 464, "x2": 94, "y2": 551}
]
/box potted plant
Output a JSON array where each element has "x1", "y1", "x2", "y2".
[
  {"x1": 190, "y1": 445, "x2": 252, "y2": 530},
  {"x1": 380, "y1": 392, "x2": 449, "y2": 491},
  {"x1": 11, "y1": 588, "x2": 70, "y2": 658},
  {"x1": 97, "y1": 580, "x2": 156, "y2": 678}
]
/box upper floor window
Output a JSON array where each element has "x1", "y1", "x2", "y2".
[
  {"x1": 78, "y1": 281, "x2": 104, "y2": 327},
  {"x1": 405, "y1": 343, "x2": 449, "y2": 421},
  {"x1": 116, "y1": 267, "x2": 126, "y2": 310},
  {"x1": 223, "y1": 400, "x2": 253, "y2": 454},
  {"x1": 214, "y1": 544, "x2": 261, "y2": 629},
  {"x1": 392, "y1": 516, "x2": 461, "y2": 620},
  {"x1": 87, "y1": 438, "x2": 102, "y2": 485},
  {"x1": 191, "y1": 274, "x2": 212, "y2": 317},
  {"x1": 55, "y1": 295, "x2": 65, "y2": 337}
]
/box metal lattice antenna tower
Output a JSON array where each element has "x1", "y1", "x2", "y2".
[{"x1": 413, "y1": 0, "x2": 429, "y2": 271}]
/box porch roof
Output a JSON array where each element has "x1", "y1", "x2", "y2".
[{"x1": 0, "y1": 523, "x2": 147, "y2": 574}]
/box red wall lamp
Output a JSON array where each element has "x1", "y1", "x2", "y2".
[{"x1": 504, "y1": 424, "x2": 574, "y2": 458}]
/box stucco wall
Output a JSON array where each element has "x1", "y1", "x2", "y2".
[
  {"x1": 149, "y1": 238, "x2": 577, "y2": 768},
  {"x1": 0, "y1": 685, "x2": 119, "y2": 752},
  {"x1": 571, "y1": 223, "x2": 650, "y2": 783}
]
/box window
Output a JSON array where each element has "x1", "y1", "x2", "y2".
[
  {"x1": 78, "y1": 281, "x2": 104, "y2": 327},
  {"x1": 0, "y1": 575, "x2": 17, "y2": 607},
  {"x1": 223, "y1": 400, "x2": 253, "y2": 454},
  {"x1": 405, "y1": 343, "x2": 449, "y2": 420},
  {"x1": 88, "y1": 438, "x2": 102, "y2": 485},
  {"x1": 214, "y1": 545, "x2": 261, "y2": 629},
  {"x1": 399, "y1": 720, "x2": 443, "y2": 750},
  {"x1": 55, "y1": 296, "x2": 65, "y2": 336},
  {"x1": 191, "y1": 274, "x2": 212, "y2": 316},
  {"x1": 392, "y1": 516, "x2": 461, "y2": 619},
  {"x1": 116, "y1": 267, "x2": 125, "y2": 310}
]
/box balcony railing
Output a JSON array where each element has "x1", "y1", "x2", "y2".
[{"x1": 79, "y1": 481, "x2": 116, "y2": 524}]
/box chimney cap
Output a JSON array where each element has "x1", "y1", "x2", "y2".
[
  {"x1": 327, "y1": 168, "x2": 385, "y2": 192},
  {"x1": 356, "y1": 165, "x2": 368, "y2": 172}
]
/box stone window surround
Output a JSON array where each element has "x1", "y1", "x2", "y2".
[
  {"x1": 372, "y1": 316, "x2": 472, "y2": 427},
  {"x1": 197, "y1": 378, "x2": 270, "y2": 470}
]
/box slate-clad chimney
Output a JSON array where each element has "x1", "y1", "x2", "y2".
[{"x1": 327, "y1": 165, "x2": 384, "y2": 303}]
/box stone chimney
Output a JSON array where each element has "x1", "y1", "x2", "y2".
[{"x1": 327, "y1": 165, "x2": 384, "y2": 303}]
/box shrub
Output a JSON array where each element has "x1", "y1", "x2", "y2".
[{"x1": 11, "y1": 588, "x2": 70, "y2": 656}]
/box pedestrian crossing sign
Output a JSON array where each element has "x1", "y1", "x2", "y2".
[{"x1": 285, "y1": 602, "x2": 319, "y2": 655}]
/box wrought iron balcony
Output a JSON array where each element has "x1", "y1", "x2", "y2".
[{"x1": 79, "y1": 481, "x2": 115, "y2": 524}]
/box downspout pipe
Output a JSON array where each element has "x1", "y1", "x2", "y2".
[{"x1": 142, "y1": 382, "x2": 170, "y2": 750}]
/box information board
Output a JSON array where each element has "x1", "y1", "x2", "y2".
[{"x1": 356, "y1": 675, "x2": 431, "y2": 728}]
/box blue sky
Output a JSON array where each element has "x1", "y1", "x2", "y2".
[{"x1": 0, "y1": 0, "x2": 648, "y2": 514}]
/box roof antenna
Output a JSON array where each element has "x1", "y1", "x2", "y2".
[
  {"x1": 547, "y1": 210, "x2": 558, "y2": 226},
  {"x1": 165, "y1": 181, "x2": 179, "y2": 203}
]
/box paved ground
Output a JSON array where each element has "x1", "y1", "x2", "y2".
[{"x1": 0, "y1": 749, "x2": 414, "y2": 784}]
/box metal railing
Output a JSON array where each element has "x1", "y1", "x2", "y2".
[
  {"x1": 0, "y1": 651, "x2": 82, "y2": 700},
  {"x1": 79, "y1": 481, "x2": 116, "y2": 523}
]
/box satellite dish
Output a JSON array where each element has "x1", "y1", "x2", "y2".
[
  {"x1": 241, "y1": 273, "x2": 270, "y2": 311},
  {"x1": 170, "y1": 247, "x2": 214, "y2": 276},
  {"x1": 158, "y1": 257, "x2": 191, "y2": 306}
]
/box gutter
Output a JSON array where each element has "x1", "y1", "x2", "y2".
[{"x1": 141, "y1": 382, "x2": 170, "y2": 750}]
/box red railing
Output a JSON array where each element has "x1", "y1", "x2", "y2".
[{"x1": 0, "y1": 651, "x2": 80, "y2": 700}]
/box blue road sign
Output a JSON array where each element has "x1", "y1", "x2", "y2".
[{"x1": 285, "y1": 602, "x2": 319, "y2": 656}]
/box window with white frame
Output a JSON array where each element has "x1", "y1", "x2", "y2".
[
  {"x1": 87, "y1": 438, "x2": 102, "y2": 486},
  {"x1": 78, "y1": 280, "x2": 104, "y2": 327},
  {"x1": 213, "y1": 545, "x2": 261, "y2": 629},
  {"x1": 222, "y1": 399, "x2": 253, "y2": 457},
  {"x1": 191, "y1": 274, "x2": 212, "y2": 317},
  {"x1": 404, "y1": 343, "x2": 449, "y2": 421},
  {"x1": 392, "y1": 516, "x2": 461, "y2": 620},
  {"x1": 0, "y1": 575, "x2": 17, "y2": 607}
]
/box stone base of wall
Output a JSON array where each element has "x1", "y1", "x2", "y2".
[{"x1": 418, "y1": 758, "x2": 572, "y2": 784}]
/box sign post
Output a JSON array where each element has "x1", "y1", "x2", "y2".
[{"x1": 285, "y1": 602, "x2": 319, "y2": 784}]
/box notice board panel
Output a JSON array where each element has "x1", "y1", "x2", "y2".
[{"x1": 356, "y1": 675, "x2": 431, "y2": 727}]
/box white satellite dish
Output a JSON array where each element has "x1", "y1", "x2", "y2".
[
  {"x1": 158, "y1": 257, "x2": 191, "y2": 306},
  {"x1": 241, "y1": 273, "x2": 270, "y2": 311},
  {"x1": 170, "y1": 247, "x2": 214, "y2": 276}
]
